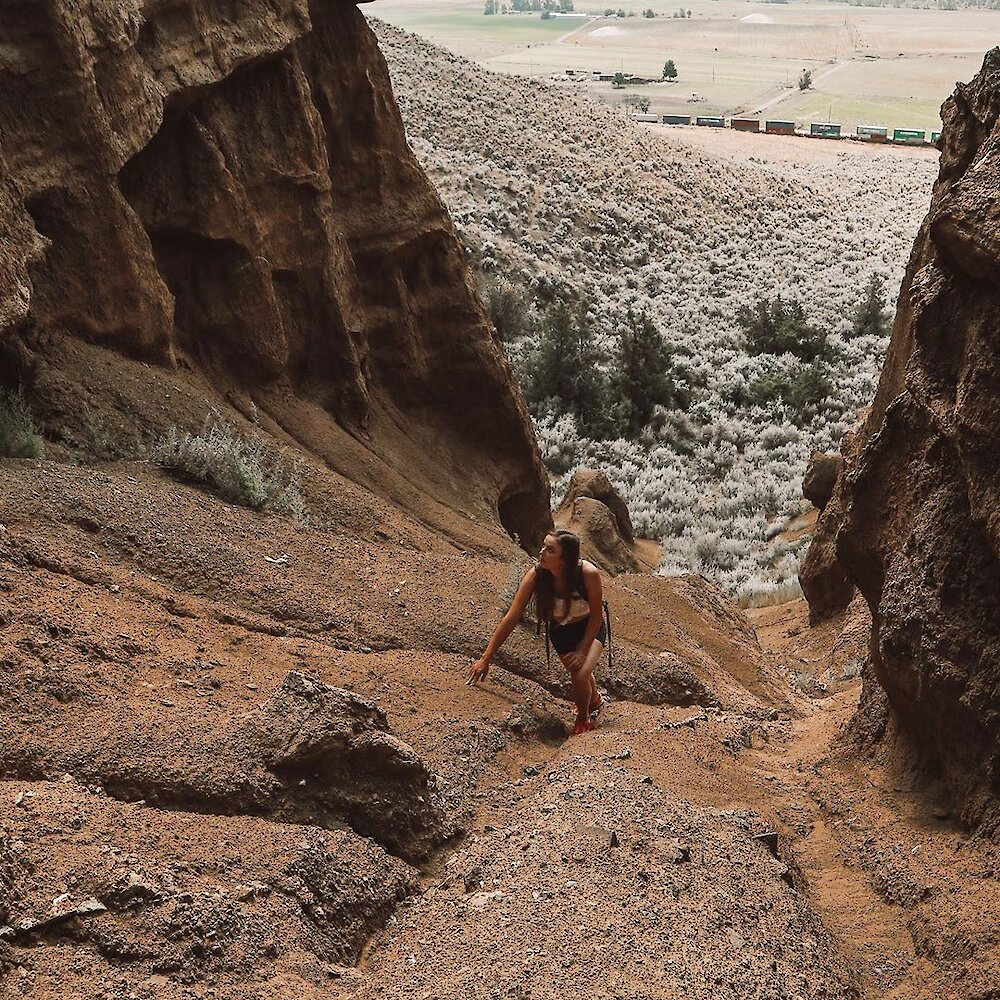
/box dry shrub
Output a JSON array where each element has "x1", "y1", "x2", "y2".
[
  {"x1": 153, "y1": 416, "x2": 305, "y2": 520},
  {"x1": 0, "y1": 389, "x2": 44, "y2": 459}
]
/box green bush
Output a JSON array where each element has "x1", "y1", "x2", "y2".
[
  {"x1": 735, "y1": 295, "x2": 827, "y2": 361},
  {"x1": 850, "y1": 274, "x2": 891, "y2": 339},
  {"x1": 623, "y1": 94, "x2": 651, "y2": 114},
  {"x1": 480, "y1": 273, "x2": 533, "y2": 342},
  {"x1": 750, "y1": 362, "x2": 833, "y2": 421},
  {"x1": 0, "y1": 389, "x2": 44, "y2": 459},
  {"x1": 153, "y1": 416, "x2": 305, "y2": 518}
]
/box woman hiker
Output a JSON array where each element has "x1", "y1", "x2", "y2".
[{"x1": 467, "y1": 529, "x2": 607, "y2": 736}]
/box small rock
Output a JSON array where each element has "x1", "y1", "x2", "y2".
[
  {"x1": 668, "y1": 841, "x2": 691, "y2": 864},
  {"x1": 75, "y1": 898, "x2": 107, "y2": 916},
  {"x1": 466, "y1": 890, "x2": 502, "y2": 912},
  {"x1": 753, "y1": 831, "x2": 780, "y2": 859}
]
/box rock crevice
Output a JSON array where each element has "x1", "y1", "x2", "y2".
[{"x1": 802, "y1": 48, "x2": 1000, "y2": 834}]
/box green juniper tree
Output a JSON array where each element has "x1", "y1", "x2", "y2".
[
  {"x1": 749, "y1": 362, "x2": 833, "y2": 425},
  {"x1": 528, "y1": 299, "x2": 611, "y2": 438},
  {"x1": 850, "y1": 274, "x2": 891, "y2": 338},
  {"x1": 611, "y1": 310, "x2": 676, "y2": 438},
  {"x1": 736, "y1": 295, "x2": 827, "y2": 362}
]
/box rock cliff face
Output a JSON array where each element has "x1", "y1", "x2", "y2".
[
  {"x1": 803, "y1": 49, "x2": 1000, "y2": 833},
  {"x1": 0, "y1": 0, "x2": 549, "y2": 548}
]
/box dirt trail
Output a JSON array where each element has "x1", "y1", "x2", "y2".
[
  {"x1": 742, "y1": 59, "x2": 852, "y2": 118},
  {"x1": 746, "y1": 599, "x2": 1000, "y2": 999}
]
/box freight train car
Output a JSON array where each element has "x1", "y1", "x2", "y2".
[
  {"x1": 856, "y1": 125, "x2": 888, "y2": 142},
  {"x1": 765, "y1": 120, "x2": 795, "y2": 135},
  {"x1": 695, "y1": 116, "x2": 725, "y2": 128},
  {"x1": 892, "y1": 128, "x2": 926, "y2": 145},
  {"x1": 810, "y1": 122, "x2": 841, "y2": 138},
  {"x1": 662, "y1": 114, "x2": 691, "y2": 125},
  {"x1": 730, "y1": 118, "x2": 760, "y2": 132},
  {"x1": 631, "y1": 114, "x2": 660, "y2": 122}
]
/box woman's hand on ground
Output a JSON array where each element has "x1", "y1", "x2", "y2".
[{"x1": 467, "y1": 658, "x2": 490, "y2": 685}]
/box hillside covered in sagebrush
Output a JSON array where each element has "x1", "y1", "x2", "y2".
[{"x1": 372, "y1": 18, "x2": 938, "y2": 600}]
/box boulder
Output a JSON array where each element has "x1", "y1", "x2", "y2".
[
  {"x1": 799, "y1": 432, "x2": 859, "y2": 623},
  {"x1": 802, "y1": 451, "x2": 842, "y2": 512},
  {"x1": 559, "y1": 496, "x2": 638, "y2": 575},
  {"x1": 798, "y1": 510, "x2": 855, "y2": 624},
  {"x1": 556, "y1": 470, "x2": 635, "y2": 543},
  {"x1": 245, "y1": 672, "x2": 448, "y2": 861},
  {"x1": 0, "y1": 672, "x2": 451, "y2": 864}
]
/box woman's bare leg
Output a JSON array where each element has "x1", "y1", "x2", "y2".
[{"x1": 560, "y1": 640, "x2": 604, "y2": 723}]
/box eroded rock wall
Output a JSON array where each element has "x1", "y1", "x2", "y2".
[
  {"x1": 0, "y1": 0, "x2": 549, "y2": 547},
  {"x1": 805, "y1": 49, "x2": 1000, "y2": 833}
]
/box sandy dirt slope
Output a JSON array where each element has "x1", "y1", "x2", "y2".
[{"x1": 0, "y1": 456, "x2": 997, "y2": 999}]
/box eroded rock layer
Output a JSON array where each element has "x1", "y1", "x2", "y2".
[
  {"x1": 0, "y1": 0, "x2": 549, "y2": 549},
  {"x1": 805, "y1": 49, "x2": 1000, "y2": 833}
]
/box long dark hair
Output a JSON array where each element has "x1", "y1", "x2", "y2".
[{"x1": 535, "y1": 529, "x2": 583, "y2": 631}]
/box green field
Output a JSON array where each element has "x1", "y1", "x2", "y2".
[{"x1": 370, "y1": 0, "x2": 1000, "y2": 131}]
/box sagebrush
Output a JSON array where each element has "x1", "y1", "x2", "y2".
[
  {"x1": 153, "y1": 417, "x2": 306, "y2": 519},
  {"x1": 0, "y1": 389, "x2": 44, "y2": 459}
]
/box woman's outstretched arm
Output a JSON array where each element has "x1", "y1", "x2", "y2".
[{"x1": 467, "y1": 566, "x2": 537, "y2": 685}]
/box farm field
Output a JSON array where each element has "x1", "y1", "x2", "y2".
[{"x1": 371, "y1": 0, "x2": 999, "y2": 132}]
